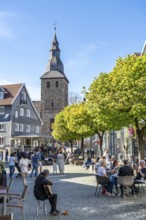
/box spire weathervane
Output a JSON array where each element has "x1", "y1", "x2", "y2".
[{"x1": 53, "y1": 21, "x2": 57, "y2": 31}]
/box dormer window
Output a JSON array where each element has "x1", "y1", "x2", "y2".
[
  {"x1": 0, "y1": 92, "x2": 4, "y2": 100},
  {"x1": 20, "y1": 92, "x2": 27, "y2": 104}
]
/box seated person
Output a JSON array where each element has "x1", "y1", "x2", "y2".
[
  {"x1": 133, "y1": 160, "x2": 146, "y2": 193},
  {"x1": 118, "y1": 159, "x2": 134, "y2": 197},
  {"x1": 96, "y1": 160, "x2": 115, "y2": 197},
  {"x1": 110, "y1": 159, "x2": 119, "y2": 194},
  {"x1": 135, "y1": 160, "x2": 146, "y2": 181},
  {"x1": 83, "y1": 157, "x2": 92, "y2": 169},
  {"x1": 34, "y1": 169, "x2": 60, "y2": 216}
]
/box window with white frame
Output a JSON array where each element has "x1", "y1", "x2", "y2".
[
  {"x1": 20, "y1": 108, "x2": 24, "y2": 116},
  {"x1": 35, "y1": 126, "x2": 39, "y2": 134},
  {"x1": 15, "y1": 110, "x2": 18, "y2": 118},
  {"x1": 15, "y1": 123, "x2": 19, "y2": 132},
  {"x1": 19, "y1": 124, "x2": 24, "y2": 132},
  {"x1": 0, "y1": 137, "x2": 4, "y2": 146},
  {"x1": 26, "y1": 125, "x2": 30, "y2": 133},
  {"x1": 0, "y1": 124, "x2": 4, "y2": 131},
  {"x1": 26, "y1": 109, "x2": 30, "y2": 117},
  {"x1": 0, "y1": 107, "x2": 5, "y2": 114}
]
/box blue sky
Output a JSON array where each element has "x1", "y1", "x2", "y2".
[{"x1": 0, "y1": 0, "x2": 146, "y2": 100}]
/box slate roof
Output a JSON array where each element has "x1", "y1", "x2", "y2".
[
  {"x1": 40, "y1": 70, "x2": 69, "y2": 82},
  {"x1": 0, "y1": 83, "x2": 23, "y2": 106}
]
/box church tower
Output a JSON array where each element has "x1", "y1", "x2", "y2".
[{"x1": 40, "y1": 30, "x2": 69, "y2": 135}]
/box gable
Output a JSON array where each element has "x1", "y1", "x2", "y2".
[{"x1": 13, "y1": 84, "x2": 42, "y2": 125}]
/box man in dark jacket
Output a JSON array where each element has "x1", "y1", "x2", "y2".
[
  {"x1": 34, "y1": 169, "x2": 59, "y2": 216},
  {"x1": 118, "y1": 159, "x2": 134, "y2": 197}
]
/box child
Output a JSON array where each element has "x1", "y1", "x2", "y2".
[{"x1": 53, "y1": 159, "x2": 58, "y2": 174}]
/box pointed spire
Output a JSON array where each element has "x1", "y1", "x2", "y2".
[
  {"x1": 41, "y1": 28, "x2": 69, "y2": 83},
  {"x1": 53, "y1": 32, "x2": 59, "y2": 45},
  {"x1": 50, "y1": 26, "x2": 60, "y2": 52}
]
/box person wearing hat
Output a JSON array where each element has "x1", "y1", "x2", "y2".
[{"x1": 34, "y1": 169, "x2": 60, "y2": 216}]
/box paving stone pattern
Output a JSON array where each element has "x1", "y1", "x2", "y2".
[{"x1": 5, "y1": 165, "x2": 146, "y2": 220}]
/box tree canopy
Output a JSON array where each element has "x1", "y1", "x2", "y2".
[{"x1": 86, "y1": 54, "x2": 146, "y2": 158}]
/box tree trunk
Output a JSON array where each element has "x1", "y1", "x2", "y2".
[
  {"x1": 81, "y1": 137, "x2": 84, "y2": 160},
  {"x1": 138, "y1": 136, "x2": 145, "y2": 160},
  {"x1": 135, "y1": 118, "x2": 145, "y2": 160},
  {"x1": 70, "y1": 140, "x2": 73, "y2": 153},
  {"x1": 97, "y1": 131, "x2": 105, "y2": 157}
]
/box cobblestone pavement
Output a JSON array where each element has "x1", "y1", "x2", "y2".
[{"x1": 4, "y1": 164, "x2": 146, "y2": 220}]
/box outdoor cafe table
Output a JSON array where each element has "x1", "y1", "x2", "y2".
[{"x1": 136, "y1": 179, "x2": 146, "y2": 184}]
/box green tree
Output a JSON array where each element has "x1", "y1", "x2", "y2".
[
  {"x1": 86, "y1": 55, "x2": 146, "y2": 159},
  {"x1": 52, "y1": 110, "x2": 79, "y2": 153},
  {"x1": 109, "y1": 54, "x2": 146, "y2": 159},
  {"x1": 85, "y1": 73, "x2": 121, "y2": 156},
  {"x1": 64, "y1": 103, "x2": 95, "y2": 159}
]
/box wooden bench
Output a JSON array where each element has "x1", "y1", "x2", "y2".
[{"x1": 74, "y1": 160, "x2": 84, "y2": 166}]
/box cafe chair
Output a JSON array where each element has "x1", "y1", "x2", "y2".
[
  {"x1": 36, "y1": 200, "x2": 47, "y2": 216},
  {"x1": 118, "y1": 176, "x2": 136, "y2": 199},
  {"x1": 0, "y1": 213, "x2": 13, "y2": 220},
  {"x1": 134, "y1": 179, "x2": 146, "y2": 193},
  {"x1": 6, "y1": 185, "x2": 28, "y2": 220},
  {"x1": 0, "y1": 178, "x2": 14, "y2": 193},
  {"x1": 95, "y1": 175, "x2": 109, "y2": 196}
]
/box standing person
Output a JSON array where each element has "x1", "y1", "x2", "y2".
[
  {"x1": 30, "y1": 153, "x2": 39, "y2": 178},
  {"x1": 103, "y1": 148, "x2": 111, "y2": 169},
  {"x1": 103, "y1": 148, "x2": 109, "y2": 162},
  {"x1": 14, "y1": 152, "x2": 21, "y2": 178},
  {"x1": 0, "y1": 159, "x2": 6, "y2": 187},
  {"x1": 19, "y1": 153, "x2": 30, "y2": 186},
  {"x1": 35, "y1": 147, "x2": 43, "y2": 173},
  {"x1": 9, "y1": 153, "x2": 15, "y2": 179},
  {"x1": 57, "y1": 151, "x2": 64, "y2": 174},
  {"x1": 52, "y1": 159, "x2": 58, "y2": 174},
  {"x1": 64, "y1": 151, "x2": 72, "y2": 164},
  {"x1": 95, "y1": 157, "x2": 101, "y2": 173},
  {"x1": 5, "y1": 149, "x2": 9, "y2": 162},
  {"x1": 0, "y1": 159, "x2": 5, "y2": 174},
  {"x1": 34, "y1": 169, "x2": 60, "y2": 216}
]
